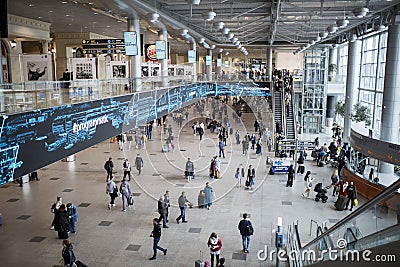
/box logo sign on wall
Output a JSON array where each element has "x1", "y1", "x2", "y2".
[
  {"x1": 124, "y1": 31, "x2": 138, "y2": 56},
  {"x1": 205, "y1": 55, "x2": 212, "y2": 66},
  {"x1": 155, "y1": 40, "x2": 166, "y2": 60},
  {"x1": 217, "y1": 58, "x2": 222, "y2": 67},
  {"x1": 145, "y1": 44, "x2": 157, "y2": 62},
  {"x1": 188, "y1": 50, "x2": 196, "y2": 63}
]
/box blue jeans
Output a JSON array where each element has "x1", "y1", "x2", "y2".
[
  {"x1": 219, "y1": 149, "x2": 225, "y2": 158},
  {"x1": 242, "y1": 235, "x2": 251, "y2": 250},
  {"x1": 176, "y1": 206, "x2": 186, "y2": 222},
  {"x1": 69, "y1": 219, "x2": 76, "y2": 232},
  {"x1": 153, "y1": 236, "x2": 165, "y2": 257}
]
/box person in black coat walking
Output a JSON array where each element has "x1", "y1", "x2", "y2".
[
  {"x1": 55, "y1": 204, "x2": 70, "y2": 239},
  {"x1": 345, "y1": 181, "x2": 357, "y2": 211},
  {"x1": 104, "y1": 157, "x2": 114, "y2": 182},
  {"x1": 286, "y1": 164, "x2": 295, "y2": 187},
  {"x1": 238, "y1": 213, "x2": 254, "y2": 253},
  {"x1": 62, "y1": 239, "x2": 76, "y2": 267},
  {"x1": 149, "y1": 218, "x2": 167, "y2": 260}
]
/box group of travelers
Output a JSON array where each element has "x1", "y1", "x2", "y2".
[{"x1": 50, "y1": 196, "x2": 79, "y2": 239}]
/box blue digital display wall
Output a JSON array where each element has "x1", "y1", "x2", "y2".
[{"x1": 0, "y1": 82, "x2": 269, "y2": 185}]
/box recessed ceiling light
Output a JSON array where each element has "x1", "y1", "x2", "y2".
[
  {"x1": 38, "y1": 16, "x2": 43, "y2": 19},
  {"x1": 48, "y1": 10, "x2": 53, "y2": 13},
  {"x1": 66, "y1": 14, "x2": 71, "y2": 17},
  {"x1": 92, "y1": 21, "x2": 97, "y2": 24},
  {"x1": 62, "y1": 1, "x2": 68, "y2": 4},
  {"x1": 28, "y1": 4, "x2": 35, "y2": 7},
  {"x1": 94, "y1": 12, "x2": 98, "y2": 15},
  {"x1": 88, "y1": 2, "x2": 94, "y2": 5},
  {"x1": 117, "y1": 21, "x2": 122, "y2": 23},
  {"x1": 84, "y1": 26, "x2": 88, "y2": 28},
  {"x1": 68, "y1": 23, "x2": 72, "y2": 26},
  {"x1": 107, "y1": 25, "x2": 111, "y2": 28}
]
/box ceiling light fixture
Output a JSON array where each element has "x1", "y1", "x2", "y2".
[
  {"x1": 199, "y1": 37, "x2": 205, "y2": 44},
  {"x1": 186, "y1": 0, "x2": 201, "y2": 4},
  {"x1": 181, "y1": 29, "x2": 188, "y2": 36},
  {"x1": 203, "y1": 11, "x2": 216, "y2": 21},
  {"x1": 10, "y1": 40, "x2": 17, "y2": 48},
  {"x1": 211, "y1": 44, "x2": 216, "y2": 49},
  {"x1": 336, "y1": 19, "x2": 349, "y2": 28},
  {"x1": 327, "y1": 25, "x2": 338, "y2": 33},
  {"x1": 352, "y1": 7, "x2": 369, "y2": 18},
  {"x1": 350, "y1": 33, "x2": 358, "y2": 42},
  {"x1": 219, "y1": 48, "x2": 224, "y2": 53},
  {"x1": 228, "y1": 33, "x2": 234, "y2": 39},
  {"x1": 232, "y1": 37, "x2": 238, "y2": 43},
  {"x1": 217, "y1": 22, "x2": 224, "y2": 30},
  {"x1": 223, "y1": 28, "x2": 230, "y2": 35},
  {"x1": 225, "y1": 52, "x2": 229, "y2": 56},
  {"x1": 314, "y1": 36, "x2": 321, "y2": 42},
  {"x1": 319, "y1": 32, "x2": 328, "y2": 39}
]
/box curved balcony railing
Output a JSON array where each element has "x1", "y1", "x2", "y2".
[{"x1": 0, "y1": 73, "x2": 250, "y2": 115}]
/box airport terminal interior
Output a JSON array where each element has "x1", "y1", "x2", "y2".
[{"x1": 1, "y1": 1, "x2": 400, "y2": 267}]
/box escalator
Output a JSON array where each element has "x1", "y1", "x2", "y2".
[
  {"x1": 287, "y1": 179, "x2": 400, "y2": 267},
  {"x1": 274, "y1": 89, "x2": 283, "y2": 134},
  {"x1": 286, "y1": 99, "x2": 296, "y2": 139}
]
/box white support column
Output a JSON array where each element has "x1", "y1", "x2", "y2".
[
  {"x1": 207, "y1": 49, "x2": 212, "y2": 81},
  {"x1": 128, "y1": 17, "x2": 142, "y2": 92},
  {"x1": 343, "y1": 40, "x2": 361, "y2": 143},
  {"x1": 158, "y1": 28, "x2": 168, "y2": 88}
]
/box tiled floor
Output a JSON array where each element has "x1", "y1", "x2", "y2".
[{"x1": 0, "y1": 99, "x2": 395, "y2": 266}]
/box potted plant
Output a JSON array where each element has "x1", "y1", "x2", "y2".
[{"x1": 351, "y1": 102, "x2": 371, "y2": 126}]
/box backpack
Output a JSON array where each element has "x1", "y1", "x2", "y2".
[
  {"x1": 120, "y1": 182, "x2": 129, "y2": 196},
  {"x1": 104, "y1": 161, "x2": 111, "y2": 171},
  {"x1": 244, "y1": 222, "x2": 254, "y2": 236}
]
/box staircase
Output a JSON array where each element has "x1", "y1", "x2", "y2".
[{"x1": 286, "y1": 100, "x2": 296, "y2": 139}]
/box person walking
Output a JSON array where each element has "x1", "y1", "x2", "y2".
[
  {"x1": 158, "y1": 195, "x2": 169, "y2": 228},
  {"x1": 119, "y1": 178, "x2": 132, "y2": 212},
  {"x1": 267, "y1": 137, "x2": 272, "y2": 152},
  {"x1": 331, "y1": 169, "x2": 340, "y2": 197},
  {"x1": 345, "y1": 181, "x2": 357, "y2": 211},
  {"x1": 135, "y1": 154, "x2": 144, "y2": 175},
  {"x1": 286, "y1": 164, "x2": 294, "y2": 187},
  {"x1": 296, "y1": 153, "x2": 305, "y2": 174},
  {"x1": 207, "y1": 232, "x2": 223, "y2": 267},
  {"x1": 123, "y1": 159, "x2": 132, "y2": 181},
  {"x1": 235, "y1": 164, "x2": 245, "y2": 188},
  {"x1": 235, "y1": 130, "x2": 240, "y2": 145},
  {"x1": 185, "y1": 158, "x2": 195, "y2": 182},
  {"x1": 176, "y1": 191, "x2": 191, "y2": 224},
  {"x1": 104, "y1": 157, "x2": 114, "y2": 182},
  {"x1": 163, "y1": 190, "x2": 170, "y2": 223},
  {"x1": 62, "y1": 240, "x2": 76, "y2": 267},
  {"x1": 238, "y1": 213, "x2": 254, "y2": 253},
  {"x1": 242, "y1": 137, "x2": 249, "y2": 155},
  {"x1": 204, "y1": 182, "x2": 214, "y2": 210},
  {"x1": 246, "y1": 165, "x2": 255, "y2": 190},
  {"x1": 55, "y1": 204, "x2": 70, "y2": 239},
  {"x1": 218, "y1": 140, "x2": 225, "y2": 159},
  {"x1": 51, "y1": 196, "x2": 63, "y2": 230},
  {"x1": 106, "y1": 176, "x2": 118, "y2": 209},
  {"x1": 66, "y1": 203, "x2": 78, "y2": 234},
  {"x1": 302, "y1": 171, "x2": 314, "y2": 198},
  {"x1": 149, "y1": 218, "x2": 167, "y2": 260}
]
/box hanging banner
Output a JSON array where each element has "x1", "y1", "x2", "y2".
[{"x1": 155, "y1": 40, "x2": 166, "y2": 60}]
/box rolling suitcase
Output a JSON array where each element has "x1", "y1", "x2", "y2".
[
  {"x1": 0, "y1": 213, "x2": 3, "y2": 226},
  {"x1": 75, "y1": 260, "x2": 88, "y2": 267},
  {"x1": 335, "y1": 195, "x2": 347, "y2": 211},
  {"x1": 195, "y1": 251, "x2": 204, "y2": 267}
]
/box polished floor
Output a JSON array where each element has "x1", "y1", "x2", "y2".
[{"x1": 0, "y1": 99, "x2": 383, "y2": 267}]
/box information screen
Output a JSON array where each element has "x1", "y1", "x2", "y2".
[
  {"x1": 124, "y1": 31, "x2": 138, "y2": 56},
  {"x1": 206, "y1": 55, "x2": 212, "y2": 66},
  {"x1": 188, "y1": 50, "x2": 196, "y2": 63},
  {"x1": 155, "y1": 40, "x2": 166, "y2": 60}
]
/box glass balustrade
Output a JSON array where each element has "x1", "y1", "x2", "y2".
[{"x1": 0, "y1": 74, "x2": 250, "y2": 114}]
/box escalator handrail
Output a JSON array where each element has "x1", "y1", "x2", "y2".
[
  {"x1": 301, "y1": 179, "x2": 400, "y2": 250},
  {"x1": 294, "y1": 223, "x2": 302, "y2": 249}
]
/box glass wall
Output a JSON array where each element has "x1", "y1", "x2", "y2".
[
  {"x1": 358, "y1": 30, "x2": 387, "y2": 133},
  {"x1": 337, "y1": 43, "x2": 348, "y2": 83}
]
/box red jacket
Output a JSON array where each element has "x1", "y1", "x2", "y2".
[
  {"x1": 208, "y1": 236, "x2": 222, "y2": 252},
  {"x1": 338, "y1": 182, "x2": 348, "y2": 197}
]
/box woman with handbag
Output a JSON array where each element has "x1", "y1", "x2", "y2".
[
  {"x1": 106, "y1": 176, "x2": 118, "y2": 209},
  {"x1": 302, "y1": 171, "x2": 314, "y2": 198}
]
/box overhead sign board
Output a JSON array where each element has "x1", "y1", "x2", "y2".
[
  {"x1": 124, "y1": 31, "x2": 138, "y2": 56},
  {"x1": 206, "y1": 55, "x2": 212, "y2": 66},
  {"x1": 155, "y1": 40, "x2": 166, "y2": 60},
  {"x1": 217, "y1": 58, "x2": 222, "y2": 67},
  {"x1": 188, "y1": 50, "x2": 196, "y2": 63}
]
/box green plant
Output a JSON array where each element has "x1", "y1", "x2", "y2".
[
  {"x1": 351, "y1": 102, "x2": 371, "y2": 126},
  {"x1": 335, "y1": 100, "x2": 345, "y2": 117},
  {"x1": 328, "y1": 63, "x2": 337, "y2": 72}
]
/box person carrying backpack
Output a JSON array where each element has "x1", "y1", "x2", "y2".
[
  {"x1": 238, "y1": 213, "x2": 254, "y2": 253},
  {"x1": 119, "y1": 178, "x2": 132, "y2": 212},
  {"x1": 135, "y1": 154, "x2": 144, "y2": 175},
  {"x1": 104, "y1": 157, "x2": 114, "y2": 182}
]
